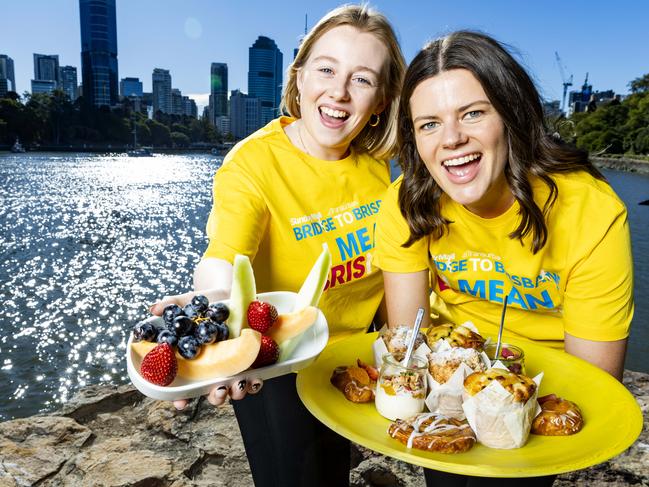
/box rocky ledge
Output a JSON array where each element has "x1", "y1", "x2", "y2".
[{"x1": 1, "y1": 370, "x2": 647, "y2": 487}]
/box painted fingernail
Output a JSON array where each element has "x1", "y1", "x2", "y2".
[
  {"x1": 217, "y1": 385, "x2": 227, "y2": 391},
  {"x1": 238, "y1": 380, "x2": 247, "y2": 391},
  {"x1": 251, "y1": 382, "x2": 261, "y2": 392}
]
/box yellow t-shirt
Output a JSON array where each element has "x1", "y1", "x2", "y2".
[
  {"x1": 204, "y1": 117, "x2": 389, "y2": 342},
  {"x1": 374, "y1": 171, "x2": 633, "y2": 348}
]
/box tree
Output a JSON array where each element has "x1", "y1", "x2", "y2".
[
  {"x1": 171, "y1": 131, "x2": 190, "y2": 148},
  {"x1": 629, "y1": 73, "x2": 649, "y2": 94},
  {"x1": 147, "y1": 119, "x2": 171, "y2": 147}
]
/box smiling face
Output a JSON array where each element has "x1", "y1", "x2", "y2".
[
  {"x1": 409, "y1": 69, "x2": 513, "y2": 218},
  {"x1": 296, "y1": 25, "x2": 387, "y2": 160}
]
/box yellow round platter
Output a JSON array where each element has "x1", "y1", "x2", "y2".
[{"x1": 296, "y1": 332, "x2": 643, "y2": 477}]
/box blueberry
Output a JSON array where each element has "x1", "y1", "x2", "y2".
[
  {"x1": 183, "y1": 303, "x2": 199, "y2": 320},
  {"x1": 215, "y1": 322, "x2": 229, "y2": 341},
  {"x1": 194, "y1": 321, "x2": 217, "y2": 345},
  {"x1": 157, "y1": 329, "x2": 178, "y2": 347},
  {"x1": 191, "y1": 295, "x2": 210, "y2": 314},
  {"x1": 178, "y1": 336, "x2": 200, "y2": 359},
  {"x1": 207, "y1": 302, "x2": 230, "y2": 323},
  {"x1": 170, "y1": 315, "x2": 194, "y2": 336},
  {"x1": 162, "y1": 304, "x2": 183, "y2": 326},
  {"x1": 133, "y1": 320, "x2": 157, "y2": 342}
]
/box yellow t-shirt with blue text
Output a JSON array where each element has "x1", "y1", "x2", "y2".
[
  {"x1": 374, "y1": 171, "x2": 633, "y2": 348},
  {"x1": 204, "y1": 117, "x2": 389, "y2": 342}
]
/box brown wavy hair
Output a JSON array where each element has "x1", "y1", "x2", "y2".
[
  {"x1": 281, "y1": 4, "x2": 406, "y2": 161},
  {"x1": 398, "y1": 31, "x2": 604, "y2": 253}
]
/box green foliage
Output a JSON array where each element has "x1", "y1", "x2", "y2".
[
  {"x1": 0, "y1": 91, "x2": 218, "y2": 148},
  {"x1": 572, "y1": 74, "x2": 649, "y2": 156}
]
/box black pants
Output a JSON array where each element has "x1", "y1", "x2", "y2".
[
  {"x1": 424, "y1": 469, "x2": 556, "y2": 486},
  {"x1": 232, "y1": 373, "x2": 350, "y2": 487}
]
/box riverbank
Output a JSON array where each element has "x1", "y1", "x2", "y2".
[
  {"x1": 592, "y1": 156, "x2": 649, "y2": 175},
  {"x1": 1, "y1": 370, "x2": 646, "y2": 486}
]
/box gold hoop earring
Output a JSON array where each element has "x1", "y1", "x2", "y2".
[{"x1": 369, "y1": 113, "x2": 380, "y2": 127}]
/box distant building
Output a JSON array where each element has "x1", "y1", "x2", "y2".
[
  {"x1": 120, "y1": 77, "x2": 143, "y2": 98},
  {"x1": 171, "y1": 88, "x2": 183, "y2": 115},
  {"x1": 209, "y1": 62, "x2": 228, "y2": 126},
  {"x1": 79, "y1": 0, "x2": 119, "y2": 106},
  {"x1": 0, "y1": 54, "x2": 16, "y2": 93},
  {"x1": 59, "y1": 66, "x2": 78, "y2": 100},
  {"x1": 182, "y1": 96, "x2": 198, "y2": 118},
  {"x1": 248, "y1": 36, "x2": 283, "y2": 125},
  {"x1": 141, "y1": 91, "x2": 153, "y2": 116},
  {"x1": 230, "y1": 89, "x2": 261, "y2": 140},
  {"x1": 31, "y1": 79, "x2": 57, "y2": 95},
  {"x1": 0, "y1": 78, "x2": 9, "y2": 98},
  {"x1": 152, "y1": 68, "x2": 172, "y2": 114},
  {"x1": 33, "y1": 53, "x2": 59, "y2": 83},
  {"x1": 542, "y1": 100, "x2": 562, "y2": 119},
  {"x1": 215, "y1": 115, "x2": 230, "y2": 136},
  {"x1": 568, "y1": 74, "x2": 617, "y2": 115}
]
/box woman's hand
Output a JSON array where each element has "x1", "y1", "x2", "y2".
[{"x1": 172, "y1": 378, "x2": 264, "y2": 410}]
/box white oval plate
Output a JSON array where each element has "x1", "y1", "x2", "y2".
[{"x1": 126, "y1": 291, "x2": 329, "y2": 401}]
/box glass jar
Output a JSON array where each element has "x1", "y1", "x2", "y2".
[
  {"x1": 484, "y1": 343, "x2": 526, "y2": 375},
  {"x1": 375, "y1": 353, "x2": 427, "y2": 421}
]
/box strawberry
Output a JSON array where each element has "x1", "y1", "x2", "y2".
[
  {"x1": 252, "y1": 335, "x2": 280, "y2": 368},
  {"x1": 247, "y1": 300, "x2": 278, "y2": 334},
  {"x1": 140, "y1": 343, "x2": 178, "y2": 386}
]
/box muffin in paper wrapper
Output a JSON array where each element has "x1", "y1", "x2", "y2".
[
  {"x1": 372, "y1": 324, "x2": 430, "y2": 368},
  {"x1": 462, "y1": 362, "x2": 543, "y2": 449},
  {"x1": 424, "y1": 341, "x2": 491, "y2": 419}
]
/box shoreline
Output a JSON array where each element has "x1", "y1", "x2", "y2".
[
  {"x1": 0, "y1": 370, "x2": 647, "y2": 485},
  {"x1": 591, "y1": 156, "x2": 649, "y2": 175}
]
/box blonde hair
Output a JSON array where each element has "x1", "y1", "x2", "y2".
[{"x1": 281, "y1": 4, "x2": 405, "y2": 160}]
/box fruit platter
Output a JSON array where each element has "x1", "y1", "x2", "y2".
[{"x1": 127, "y1": 246, "x2": 332, "y2": 401}]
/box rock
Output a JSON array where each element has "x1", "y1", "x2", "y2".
[
  {"x1": 592, "y1": 156, "x2": 649, "y2": 175},
  {"x1": 0, "y1": 370, "x2": 647, "y2": 486}
]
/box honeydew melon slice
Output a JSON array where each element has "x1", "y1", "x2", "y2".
[
  {"x1": 228, "y1": 254, "x2": 256, "y2": 338},
  {"x1": 293, "y1": 243, "x2": 331, "y2": 312}
]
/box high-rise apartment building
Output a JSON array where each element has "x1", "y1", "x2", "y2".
[
  {"x1": 182, "y1": 96, "x2": 197, "y2": 118},
  {"x1": 59, "y1": 66, "x2": 78, "y2": 100},
  {"x1": 31, "y1": 80, "x2": 57, "y2": 95},
  {"x1": 0, "y1": 55, "x2": 16, "y2": 93},
  {"x1": 152, "y1": 68, "x2": 172, "y2": 115},
  {"x1": 120, "y1": 77, "x2": 143, "y2": 98},
  {"x1": 248, "y1": 36, "x2": 283, "y2": 125},
  {"x1": 171, "y1": 88, "x2": 183, "y2": 115},
  {"x1": 230, "y1": 89, "x2": 261, "y2": 140},
  {"x1": 209, "y1": 63, "x2": 228, "y2": 125},
  {"x1": 33, "y1": 54, "x2": 59, "y2": 83},
  {"x1": 79, "y1": 0, "x2": 119, "y2": 106}
]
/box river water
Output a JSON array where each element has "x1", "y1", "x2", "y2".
[{"x1": 0, "y1": 153, "x2": 647, "y2": 421}]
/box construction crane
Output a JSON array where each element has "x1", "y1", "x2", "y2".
[{"x1": 555, "y1": 51, "x2": 573, "y2": 113}]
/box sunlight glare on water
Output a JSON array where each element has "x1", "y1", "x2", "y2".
[{"x1": 0, "y1": 153, "x2": 221, "y2": 420}]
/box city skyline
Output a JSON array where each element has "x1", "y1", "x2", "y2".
[{"x1": 2, "y1": 0, "x2": 648, "y2": 114}]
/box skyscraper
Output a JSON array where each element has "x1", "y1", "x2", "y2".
[
  {"x1": 152, "y1": 68, "x2": 172, "y2": 115},
  {"x1": 120, "y1": 77, "x2": 143, "y2": 98},
  {"x1": 171, "y1": 88, "x2": 183, "y2": 116},
  {"x1": 33, "y1": 54, "x2": 59, "y2": 83},
  {"x1": 209, "y1": 62, "x2": 228, "y2": 124},
  {"x1": 248, "y1": 36, "x2": 283, "y2": 125},
  {"x1": 0, "y1": 55, "x2": 15, "y2": 93},
  {"x1": 59, "y1": 66, "x2": 78, "y2": 100},
  {"x1": 230, "y1": 89, "x2": 261, "y2": 139},
  {"x1": 79, "y1": 0, "x2": 119, "y2": 106}
]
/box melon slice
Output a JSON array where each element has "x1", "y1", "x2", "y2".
[
  {"x1": 268, "y1": 306, "x2": 318, "y2": 345},
  {"x1": 131, "y1": 329, "x2": 262, "y2": 381},
  {"x1": 228, "y1": 254, "x2": 256, "y2": 338},
  {"x1": 293, "y1": 243, "x2": 331, "y2": 312}
]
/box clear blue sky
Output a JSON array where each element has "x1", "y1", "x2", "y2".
[{"x1": 2, "y1": 0, "x2": 648, "y2": 113}]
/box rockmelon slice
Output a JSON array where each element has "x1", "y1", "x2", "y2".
[
  {"x1": 293, "y1": 243, "x2": 331, "y2": 312},
  {"x1": 268, "y1": 306, "x2": 318, "y2": 345},
  {"x1": 131, "y1": 328, "x2": 262, "y2": 381},
  {"x1": 228, "y1": 254, "x2": 257, "y2": 338}
]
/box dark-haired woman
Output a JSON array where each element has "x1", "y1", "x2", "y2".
[{"x1": 374, "y1": 31, "x2": 633, "y2": 486}]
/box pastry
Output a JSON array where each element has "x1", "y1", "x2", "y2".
[
  {"x1": 428, "y1": 347, "x2": 487, "y2": 384},
  {"x1": 388, "y1": 412, "x2": 476, "y2": 453},
  {"x1": 382, "y1": 325, "x2": 425, "y2": 358},
  {"x1": 426, "y1": 323, "x2": 485, "y2": 350},
  {"x1": 464, "y1": 368, "x2": 536, "y2": 403},
  {"x1": 330, "y1": 365, "x2": 375, "y2": 403},
  {"x1": 531, "y1": 394, "x2": 583, "y2": 436}
]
